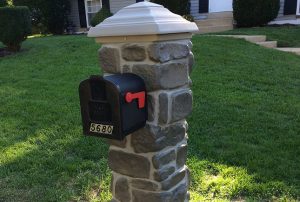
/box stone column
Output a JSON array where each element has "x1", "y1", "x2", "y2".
[{"x1": 88, "y1": 2, "x2": 198, "y2": 202}]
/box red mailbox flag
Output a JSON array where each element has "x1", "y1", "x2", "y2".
[{"x1": 125, "y1": 91, "x2": 146, "y2": 109}]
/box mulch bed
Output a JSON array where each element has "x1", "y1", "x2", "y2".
[{"x1": 0, "y1": 48, "x2": 14, "y2": 57}]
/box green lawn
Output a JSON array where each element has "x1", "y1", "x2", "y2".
[
  {"x1": 219, "y1": 26, "x2": 300, "y2": 47},
  {"x1": 0, "y1": 33, "x2": 299, "y2": 201}
]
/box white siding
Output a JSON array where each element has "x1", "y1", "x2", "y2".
[
  {"x1": 190, "y1": 0, "x2": 233, "y2": 19},
  {"x1": 190, "y1": 0, "x2": 199, "y2": 16},
  {"x1": 278, "y1": 0, "x2": 285, "y2": 16},
  {"x1": 109, "y1": 0, "x2": 136, "y2": 14}
]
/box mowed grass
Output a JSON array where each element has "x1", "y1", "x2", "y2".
[
  {"x1": 0, "y1": 33, "x2": 299, "y2": 201},
  {"x1": 189, "y1": 34, "x2": 300, "y2": 201},
  {"x1": 219, "y1": 26, "x2": 300, "y2": 47}
]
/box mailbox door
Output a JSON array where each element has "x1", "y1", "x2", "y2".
[{"x1": 79, "y1": 76, "x2": 123, "y2": 140}]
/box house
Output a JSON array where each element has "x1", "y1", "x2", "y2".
[
  {"x1": 68, "y1": 0, "x2": 145, "y2": 32},
  {"x1": 191, "y1": 0, "x2": 300, "y2": 33},
  {"x1": 68, "y1": 0, "x2": 300, "y2": 33}
]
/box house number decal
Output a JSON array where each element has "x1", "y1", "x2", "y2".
[{"x1": 90, "y1": 123, "x2": 113, "y2": 135}]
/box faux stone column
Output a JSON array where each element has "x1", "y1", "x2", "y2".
[{"x1": 88, "y1": 2, "x2": 198, "y2": 202}]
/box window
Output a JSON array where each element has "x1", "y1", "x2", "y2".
[
  {"x1": 85, "y1": 0, "x2": 102, "y2": 26},
  {"x1": 199, "y1": 0, "x2": 209, "y2": 13}
]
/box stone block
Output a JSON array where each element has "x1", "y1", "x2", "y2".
[
  {"x1": 108, "y1": 150, "x2": 150, "y2": 178},
  {"x1": 186, "y1": 191, "x2": 190, "y2": 202},
  {"x1": 122, "y1": 65, "x2": 131, "y2": 73},
  {"x1": 110, "y1": 174, "x2": 114, "y2": 192},
  {"x1": 131, "y1": 179, "x2": 160, "y2": 191},
  {"x1": 147, "y1": 94, "x2": 155, "y2": 122},
  {"x1": 188, "y1": 41, "x2": 193, "y2": 50},
  {"x1": 158, "y1": 92, "x2": 168, "y2": 124},
  {"x1": 188, "y1": 77, "x2": 193, "y2": 87},
  {"x1": 99, "y1": 46, "x2": 120, "y2": 73},
  {"x1": 160, "y1": 61, "x2": 188, "y2": 90},
  {"x1": 171, "y1": 183, "x2": 187, "y2": 202},
  {"x1": 115, "y1": 177, "x2": 131, "y2": 202},
  {"x1": 186, "y1": 167, "x2": 191, "y2": 188},
  {"x1": 132, "y1": 189, "x2": 172, "y2": 202},
  {"x1": 161, "y1": 168, "x2": 187, "y2": 190},
  {"x1": 152, "y1": 149, "x2": 176, "y2": 169},
  {"x1": 131, "y1": 122, "x2": 186, "y2": 153},
  {"x1": 188, "y1": 52, "x2": 195, "y2": 75},
  {"x1": 132, "y1": 61, "x2": 188, "y2": 91},
  {"x1": 148, "y1": 42, "x2": 190, "y2": 63},
  {"x1": 176, "y1": 144, "x2": 187, "y2": 168},
  {"x1": 153, "y1": 166, "x2": 175, "y2": 182},
  {"x1": 132, "y1": 64, "x2": 160, "y2": 91},
  {"x1": 171, "y1": 89, "x2": 193, "y2": 122},
  {"x1": 122, "y1": 44, "x2": 146, "y2": 61},
  {"x1": 158, "y1": 89, "x2": 193, "y2": 124}
]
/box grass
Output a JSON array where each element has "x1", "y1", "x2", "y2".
[
  {"x1": 189, "y1": 34, "x2": 300, "y2": 201},
  {"x1": 219, "y1": 26, "x2": 300, "y2": 47},
  {"x1": 0, "y1": 29, "x2": 299, "y2": 201}
]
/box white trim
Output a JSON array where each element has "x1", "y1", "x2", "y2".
[
  {"x1": 84, "y1": 0, "x2": 89, "y2": 28},
  {"x1": 297, "y1": 0, "x2": 300, "y2": 15},
  {"x1": 84, "y1": 0, "x2": 102, "y2": 27}
]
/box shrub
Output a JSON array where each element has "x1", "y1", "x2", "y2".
[
  {"x1": 0, "y1": 6, "x2": 31, "y2": 52},
  {"x1": 151, "y1": 0, "x2": 190, "y2": 15},
  {"x1": 233, "y1": 0, "x2": 280, "y2": 27},
  {"x1": 183, "y1": 14, "x2": 194, "y2": 22},
  {"x1": 0, "y1": 0, "x2": 7, "y2": 7},
  {"x1": 14, "y1": 0, "x2": 70, "y2": 34},
  {"x1": 90, "y1": 6, "x2": 112, "y2": 27}
]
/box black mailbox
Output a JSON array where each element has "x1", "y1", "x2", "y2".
[{"x1": 79, "y1": 73, "x2": 147, "y2": 140}]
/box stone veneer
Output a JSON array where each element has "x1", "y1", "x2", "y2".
[{"x1": 100, "y1": 39, "x2": 195, "y2": 202}]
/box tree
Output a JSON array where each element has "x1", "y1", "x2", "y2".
[{"x1": 14, "y1": 0, "x2": 70, "y2": 34}]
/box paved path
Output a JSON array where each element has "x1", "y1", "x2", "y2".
[
  {"x1": 214, "y1": 35, "x2": 300, "y2": 56},
  {"x1": 269, "y1": 19, "x2": 300, "y2": 25}
]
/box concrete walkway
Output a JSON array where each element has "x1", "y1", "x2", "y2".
[
  {"x1": 215, "y1": 35, "x2": 300, "y2": 56},
  {"x1": 269, "y1": 19, "x2": 300, "y2": 25}
]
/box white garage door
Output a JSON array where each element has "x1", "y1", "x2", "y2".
[{"x1": 209, "y1": 0, "x2": 233, "y2": 13}]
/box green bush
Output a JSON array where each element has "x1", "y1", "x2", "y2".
[
  {"x1": 0, "y1": 6, "x2": 31, "y2": 52},
  {"x1": 0, "y1": 0, "x2": 7, "y2": 7},
  {"x1": 90, "y1": 6, "x2": 112, "y2": 27},
  {"x1": 233, "y1": 0, "x2": 280, "y2": 27},
  {"x1": 151, "y1": 0, "x2": 190, "y2": 15},
  {"x1": 14, "y1": 0, "x2": 70, "y2": 34}
]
